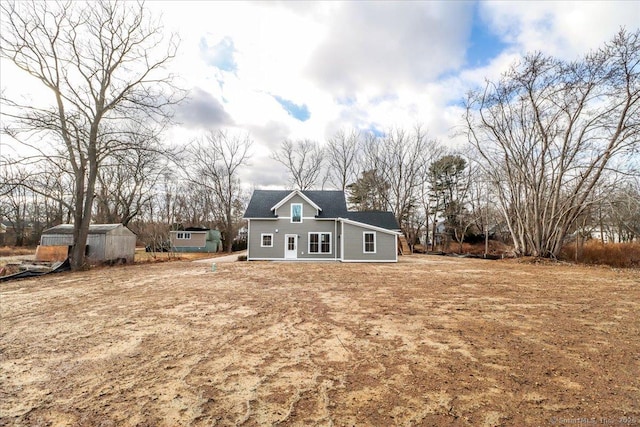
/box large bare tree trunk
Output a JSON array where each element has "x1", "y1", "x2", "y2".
[{"x1": 1, "y1": 1, "x2": 182, "y2": 269}]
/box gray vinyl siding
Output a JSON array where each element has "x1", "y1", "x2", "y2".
[
  {"x1": 342, "y1": 222, "x2": 397, "y2": 262},
  {"x1": 249, "y1": 219, "x2": 340, "y2": 260}
]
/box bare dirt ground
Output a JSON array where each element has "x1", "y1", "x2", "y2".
[{"x1": 1, "y1": 256, "x2": 638, "y2": 426}]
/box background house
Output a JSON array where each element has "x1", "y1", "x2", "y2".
[
  {"x1": 39, "y1": 224, "x2": 136, "y2": 263},
  {"x1": 169, "y1": 227, "x2": 222, "y2": 253}
]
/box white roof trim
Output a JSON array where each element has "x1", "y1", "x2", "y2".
[
  {"x1": 244, "y1": 217, "x2": 278, "y2": 220},
  {"x1": 338, "y1": 217, "x2": 402, "y2": 235},
  {"x1": 270, "y1": 190, "x2": 322, "y2": 212}
]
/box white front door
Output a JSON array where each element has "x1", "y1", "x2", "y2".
[{"x1": 284, "y1": 234, "x2": 297, "y2": 259}]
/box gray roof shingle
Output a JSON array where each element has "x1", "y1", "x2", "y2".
[{"x1": 344, "y1": 211, "x2": 400, "y2": 230}]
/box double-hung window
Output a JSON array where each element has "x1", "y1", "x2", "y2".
[
  {"x1": 291, "y1": 203, "x2": 302, "y2": 223},
  {"x1": 177, "y1": 232, "x2": 191, "y2": 239},
  {"x1": 261, "y1": 233, "x2": 273, "y2": 247},
  {"x1": 309, "y1": 232, "x2": 331, "y2": 254},
  {"x1": 363, "y1": 232, "x2": 376, "y2": 253}
]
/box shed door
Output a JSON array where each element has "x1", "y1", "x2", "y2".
[{"x1": 284, "y1": 234, "x2": 297, "y2": 259}]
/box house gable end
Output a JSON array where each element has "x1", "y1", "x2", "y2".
[{"x1": 271, "y1": 190, "x2": 322, "y2": 214}]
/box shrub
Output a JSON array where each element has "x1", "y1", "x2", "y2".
[
  {"x1": 232, "y1": 239, "x2": 247, "y2": 252},
  {"x1": 237, "y1": 255, "x2": 247, "y2": 262},
  {"x1": 560, "y1": 240, "x2": 640, "y2": 268}
]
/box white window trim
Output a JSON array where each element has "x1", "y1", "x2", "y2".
[
  {"x1": 261, "y1": 233, "x2": 274, "y2": 247},
  {"x1": 363, "y1": 231, "x2": 376, "y2": 254},
  {"x1": 177, "y1": 232, "x2": 192, "y2": 240},
  {"x1": 291, "y1": 203, "x2": 303, "y2": 223},
  {"x1": 308, "y1": 232, "x2": 332, "y2": 254}
]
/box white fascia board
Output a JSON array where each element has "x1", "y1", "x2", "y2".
[
  {"x1": 338, "y1": 218, "x2": 402, "y2": 235},
  {"x1": 243, "y1": 217, "x2": 278, "y2": 220},
  {"x1": 270, "y1": 190, "x2": 322, "y2": 213}
]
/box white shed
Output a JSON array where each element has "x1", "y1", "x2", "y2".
[{"x1": 40, "y1": 224, "x2": 136, "y2": 264}]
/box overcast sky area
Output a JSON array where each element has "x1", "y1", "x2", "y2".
[{"x1": 1, "y1": 1, "x2": 639, "y2": 189}]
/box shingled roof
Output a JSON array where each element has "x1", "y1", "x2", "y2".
[
  {"x1": 344, "y1": 211, "x2": 400, "y2": 231},
  {"x1": 244, "y1": 190, "x2": 399, "y2": 231},
  {"x1": 244, "y1": 190, "x2": 349, "y2": 219}
]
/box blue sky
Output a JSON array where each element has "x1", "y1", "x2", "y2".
[
  {"x1": 2, "y1": 1, "x2": 638, "y2": 188},
  {"x1": 466, "y1": 3, "x2": 507, "y2": 68}
]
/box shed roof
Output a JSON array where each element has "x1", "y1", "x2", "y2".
[
  {"x1": 42, "y1": 224, "x2": 130, "y2": 235},
  {"x1": 344, "y1": 211, "x2": 400, "y2": 230}
]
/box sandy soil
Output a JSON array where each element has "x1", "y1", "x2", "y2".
[{"x1": 1, "y1": 256, "x2": 638, "y2": 426}]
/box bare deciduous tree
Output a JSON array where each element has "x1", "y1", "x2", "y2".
[
  {"x1": 0, "y1": 166, "x2": 30, "y2": 246},
  {"x1": 326, "y1": 129, "x2": 361, "y2": 191},
  {"x1": 598, "y1": 177, "x2": 640, "y2": 242},
  {"x1": 363, "y1": 126, "x2": 442, "y2": 236},
  {"x1": 272, "y1": 139, "x2": 325, "y2": 190},
  {"x1": 95, "y1": 143, "x2": 167, "y2": 226},
  {"x1": 186, "y1": 130, "x2": 252, "y2": 253},
  {"x1": 465, "y1": 29, "x2": 640, "y2": 257},
  {"x1": 1, "y1": 0, "x2": 182, "y2": 269}
]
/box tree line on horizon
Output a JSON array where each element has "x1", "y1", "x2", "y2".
[{"x1": 0, "y1": 1, "x2": 638, "y2": 269}]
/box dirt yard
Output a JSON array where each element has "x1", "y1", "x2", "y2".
[{"x1": 1, "y1": 256, "x2": 638, "y2": 426}]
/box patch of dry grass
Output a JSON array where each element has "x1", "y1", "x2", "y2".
[
  {"x1": 134, "y1": 249, "x2": 232, "y2": 264},
  {"x1": 560, "y1": 240, "x2": 640, "y2": 268},
  {"x1": 0, "y1": 246, "x2": 35, "y2": 257}
]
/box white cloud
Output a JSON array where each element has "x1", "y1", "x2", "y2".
[
  {"x1": 2, "y1": 0, "x2": 637, "y2": 189},
  {"x1": 306, "y1": 2, "x2": 474, "y2": 99},
  {"x1": 480, "y1": 1, "x2": 640, "y2": 59}
]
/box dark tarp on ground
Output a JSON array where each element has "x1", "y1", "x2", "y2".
[{"x1": 0, "y1": 258, "x2": 71, "y2": 283}]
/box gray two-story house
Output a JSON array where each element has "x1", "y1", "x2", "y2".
[{"x1": 243, "y1": 190, "x2": 401, "y2": 262}]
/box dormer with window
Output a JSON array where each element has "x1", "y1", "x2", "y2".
[{"x1": 270, "y1": 190, "x2": 322, "y2": 222}]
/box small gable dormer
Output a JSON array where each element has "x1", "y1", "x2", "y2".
[{"x1": 270, "y1": 190, "x2": 322, "y2": 222}]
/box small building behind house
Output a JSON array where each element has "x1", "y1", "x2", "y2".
[
  {"x1": 39, "y1": 223, "x2": 136, "y2": 264},
  {"x1": 169, "y1": 227, "x2": 223, "y2": 253}
]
